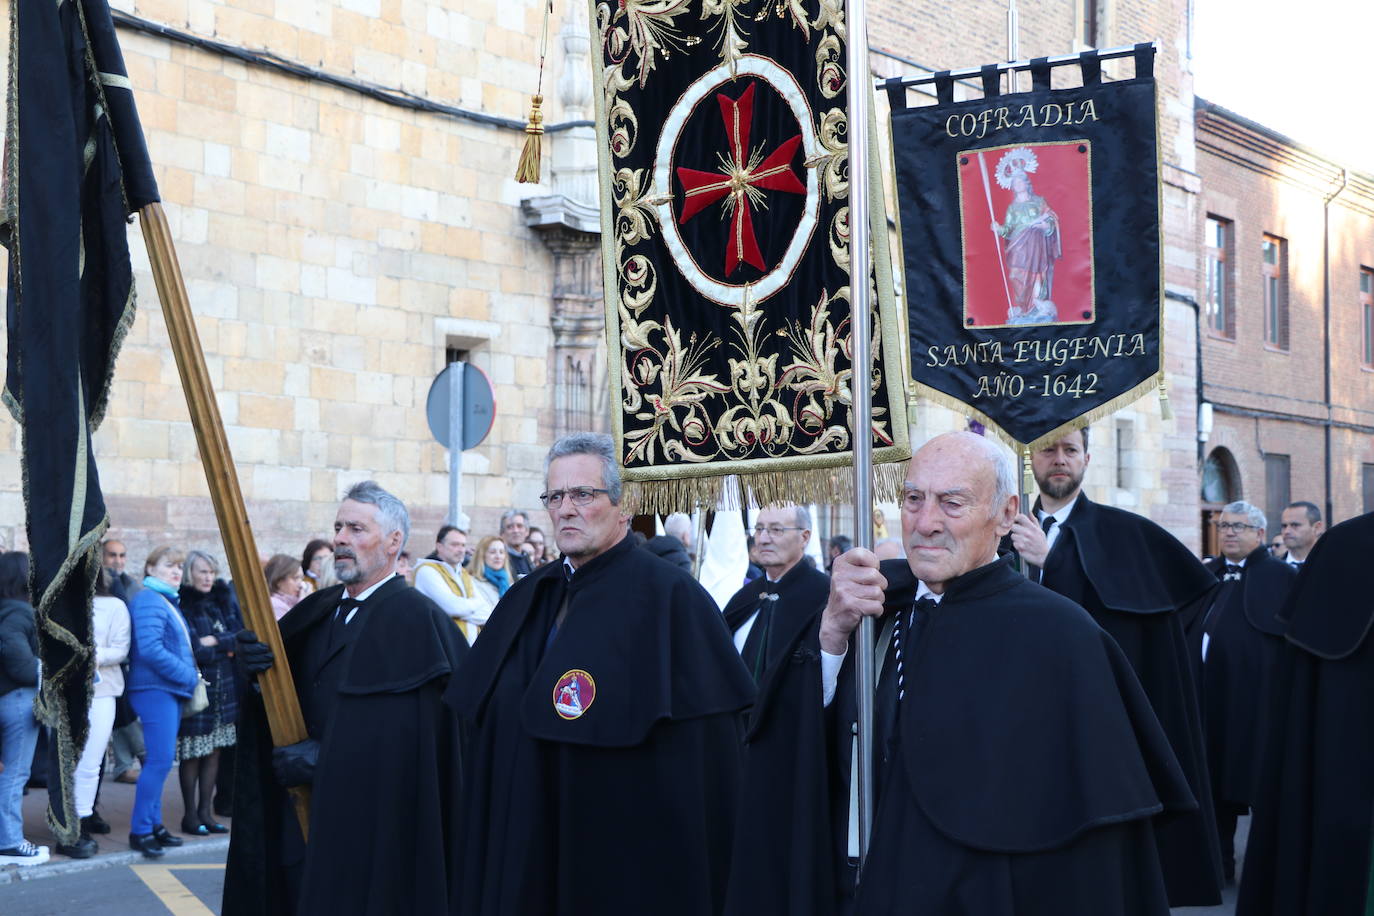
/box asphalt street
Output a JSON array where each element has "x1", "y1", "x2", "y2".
[{"x1": 0, "y1": 849, "x2": 226, "y2": 915}]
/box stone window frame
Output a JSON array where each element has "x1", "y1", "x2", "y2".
[
  {"x1": 1204, "y1": 215, "x2": 1235, "y2": 339},
  {"x1": 1261, "y1": 232, "x2": 1289, "y2": 352}
]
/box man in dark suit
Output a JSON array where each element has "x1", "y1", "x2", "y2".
[{"x1": 224, "y1": 481, "x2": 467, "y2": 916}]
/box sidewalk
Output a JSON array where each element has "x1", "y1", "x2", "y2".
[{"x1": 1, "y1": 772, "x2": 232, "y2": 885}]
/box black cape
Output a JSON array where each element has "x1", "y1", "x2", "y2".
[
  {"x1": 222, "y1": 576, "x2": 468, "y2": 916},
  {"x1": 445, "y1": 534, "x2": 755, "y2": 915},
  {"x1": 1195, "y1": 548, "x2": 1295, "y2": 807},
  {"x1": 1238, "y1": 511, "x2": 1374, "y2": 916},
  {"x1": 722, "y1": 561, "x2": 829, "y2": 683},
  {"x1": 1034, "y1": 494, "x2": 1223, "y2": 906},
  {"x1": 728, "y1": 557, "x2": 1194, "y2": 916},
  {"x1": 643, "y1": 534, "x2": 693, "y2": 571}
]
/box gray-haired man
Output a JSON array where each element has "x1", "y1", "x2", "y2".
[
  {"x1": 225, "y1": 481, "x2": 467, "y2": 916},
  {"x1": 1196, "y1": 500, "x2": 1297, "y2": 885},
  {"x1": 446, "y1": 433, "x2": 753, "y2": 915}
]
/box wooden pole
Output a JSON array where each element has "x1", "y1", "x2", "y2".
[{"x1": 138, "y1": 202, "x2": 312, "y2": 838}]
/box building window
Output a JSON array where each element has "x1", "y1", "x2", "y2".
[
  {"x1": 1262, "y1": 234, "x2": 1288, "y2": 350},
  {"x1": 1205, "y1": 216, "x2": 1233, "y2": 337},
  {"x1": 1362, "y1": 267, "x2": 1374, "y2": 368},
  {"x1": 1263, "y1": 453, "x2": 1290, "y2": 540},
  {"x1": 1114, "y1": 419, "x2": 1134, "y2": 489},
  {"x1": 1365, "y1": 463, "x2": 1374, "y2": 515}
]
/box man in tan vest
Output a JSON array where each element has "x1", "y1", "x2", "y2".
[{"x1": 414, "y1": 525, "x2": 488, "y2": 641}]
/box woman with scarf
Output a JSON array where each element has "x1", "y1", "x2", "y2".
[
  {"x1": 468, "y1": 535, "x2": 510, "y2": 614},
  {"x1": 126, "y1": 546, "x2": 199, "y2": 858}
]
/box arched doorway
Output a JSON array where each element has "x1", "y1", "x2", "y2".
[{"x1": 1201, "y1": 447, "x2": 1241, "y2": 557}]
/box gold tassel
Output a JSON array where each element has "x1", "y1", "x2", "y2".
[
  {"x1": 1157, "y1": 377, "x2": 1174, "y2": 421},
  {"x1": 1020, "y1": 445, "x2": 1034, "y2": 498},
  {"x1": 514, "y1": 95, "x2": 544, "y2": 184}
]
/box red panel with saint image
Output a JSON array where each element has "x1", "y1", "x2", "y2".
[{"x1": 957, "y1": 141, "x2": 1095, "y2": 329}]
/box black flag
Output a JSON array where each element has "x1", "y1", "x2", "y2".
[
  {"x1": 891, "y1": 45, "x2": 1162, "y2": 448},
  {"x1": 2, "y1": 0, "x2": 159, "y2": 842}
]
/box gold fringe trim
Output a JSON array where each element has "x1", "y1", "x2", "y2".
[
  {"x1": 623, "y1": 461, "x2": 908, "y2": 515},
  {"x1": 909, "y1": 368, "x2": 1168, "y2": 453},
  {"x1": 514, "y1": 94, "x2": 544, "y2": 184}
]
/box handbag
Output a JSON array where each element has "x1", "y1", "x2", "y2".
[{"x1": 181, "y1": 673, "x2": 210, "y2": 718}]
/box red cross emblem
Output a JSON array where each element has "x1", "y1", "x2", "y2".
[{"x1": 676, "y1": 82, "x2": 805, "y2": 277}]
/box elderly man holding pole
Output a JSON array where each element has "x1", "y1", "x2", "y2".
[
  {"x1": 727, "y1": 432, "x2": 1193, "y2": 915},
  {"x1": 224, "y1": 481, "x2": 467, "y2": 916}
]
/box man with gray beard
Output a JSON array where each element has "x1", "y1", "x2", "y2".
[{"x1": 224, "y1": 481, "x2": 467, "y2": 916}]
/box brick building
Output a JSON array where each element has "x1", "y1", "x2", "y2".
[
  {"x1": 861, "y1": 0, "x2": 1205, "y2": 549},
  {"x1": 8, "y1": 0, "x2": 1342, "y2": 567},
  {"x1": 1195, "y1": 99, "x2": 1374, "y2": 554}
]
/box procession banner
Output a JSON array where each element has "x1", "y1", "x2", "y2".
[
  {"x1": 3, "y1": 0, "x2": 160, "y2": 842},
  {"x1": 589, "y1": 0, "x2": 909, "y2": 513},
  {"x1": 890, "y1": 45, "x2": 1163, "y2": 448}
]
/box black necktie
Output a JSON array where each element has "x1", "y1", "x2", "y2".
[
  {"x1": 335, "y1": 597, "x2": 365, "y2": 622},
  {"x1": 1041, "y1": 514, "x2": 1057, "y2": 535}
]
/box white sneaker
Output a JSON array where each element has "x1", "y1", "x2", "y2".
[{"x1": 0, "y1": 841, "x2": 51, "y2": 866}]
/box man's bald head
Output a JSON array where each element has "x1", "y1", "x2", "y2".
[{"x1": 899, "y1": 432, "x2": 1019, "y2": 593}]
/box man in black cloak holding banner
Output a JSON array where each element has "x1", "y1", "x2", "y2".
[
  {"x1": 1008, "y1": 427, "x2": 1223, "y2": 906},
  {"x1": 1191, "y1": 500, "x2": 1295, "y2": 885},
  {"x1": 726, "y1": 431, "x2": 1194, "y2": 915},
  {"x1": 445, "y1": 432, "x2": 754, "y2": 915},
  {"x1": 223, "y1": 481, "x2": 467, "y2": 916},
  {"x1": 1238, "y1": 509, "x2": 1374, "y2": 916}
]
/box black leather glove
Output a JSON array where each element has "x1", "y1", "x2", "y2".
[
  {"x1": 271, "y1": 739, "x2": 320, "y2": 788},
  {"x1": 235, "y1": 630, "x2": 275, "y2": 677}
]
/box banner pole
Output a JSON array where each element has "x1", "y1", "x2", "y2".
[
  {"x1": 138, "y1": 202, "x2": 313, "y2": 838},
  {"x1": 844, "y1": 0, "x2": 877, "y2": 868}
]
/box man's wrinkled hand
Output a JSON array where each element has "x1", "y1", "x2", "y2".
[
  {"x1": 1008, "y1": 514, "x2": 1050, "y2": 568},
  {"x1": 820, "y1": 548, "x2": 887, "y2": 655},
  {"x1": 271, "y1": 739, "x2": 320, "y2": 788}
]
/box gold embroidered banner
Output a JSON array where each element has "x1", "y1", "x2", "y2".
[{"x1": 589, "y1": 0, "x2": 909, "y2": 513}]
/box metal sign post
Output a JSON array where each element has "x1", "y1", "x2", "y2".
[
  {"x1": 845, "y1": 0, "x2": 877, "y2": 868},
  {"x1": 426, "y1": 361, "x2": 497, "y2": 527},
  {"x1": 448, "y1": 363, "x2": 465, "y2": 526}
]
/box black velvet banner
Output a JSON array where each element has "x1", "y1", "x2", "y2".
[
  {"x1": 590, "y1": 0, "x2": 909, "y2": 511},
  {"x1": 891, "y1": 47, "x2": 1162, "y2": 448}
]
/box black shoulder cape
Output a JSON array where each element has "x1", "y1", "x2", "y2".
[
  {"x1": 729, "y1": 557, "x2": 1193, "y2": 915},
  {"x1": 1039, "y1": 494, "x2": 1223, "y2": 906},
  {"x1": 1196, "y1": 549, "x2": 1296, "y2": 807},
  {"x1": 1238, "y1": 511, "x2": 1374, "y2": 915},
  {"x1": 446, "y1": 535, "x2": 754, "y2": 915},
  {"x1": 223, "y1": 576, "x2": 467, "y2": 916},
  {"x1": 722, "y1": 560, "x2": 829, "y2": 680}
]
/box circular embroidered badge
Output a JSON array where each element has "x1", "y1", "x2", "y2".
[{"x1": 553, "y1": 669, "x2": 596, "y2": 720}]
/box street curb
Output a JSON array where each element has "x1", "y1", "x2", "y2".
[{"x1": 0, "y1": 836, "x2": 229, "y2": 885}]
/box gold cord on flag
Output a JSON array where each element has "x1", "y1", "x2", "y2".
[{"x1": 515, "y1": 0, "x2": 553, "y2": 183}]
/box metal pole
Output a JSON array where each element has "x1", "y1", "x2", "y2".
[
  {"x1": 876, "y1": 42, "x2": 1151, "y2": 91},
  {"x1": 1006, "y1": 0, "x2": 1020, "y2": 93},
  {"x1": 448, "y1": 362, "x2": 465, "y2": 526},
  {"x1": 845, "y1": 0, "x2": 877, "y2": 868}
]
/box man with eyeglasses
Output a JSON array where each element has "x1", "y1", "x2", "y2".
[
  {"x1": 722, "y1": 506, "x2": 829, "y2": 683},
  {"x1": 445, "y1": 432, "x2": 753, "y2": 915},
  {"x1": 1194, "y1": 500, "x2": 1296, "y2": 886},
  {"x1": 1005, "y1": 426, "x2": 1224, "y2": 907},
  {"x1": 726, "y1": 432, "x2": 1191, "y2": 915}
]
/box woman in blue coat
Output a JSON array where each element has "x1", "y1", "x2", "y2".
[{"x1": 126, "y1": 545, "x2": 199, "y2": 858}]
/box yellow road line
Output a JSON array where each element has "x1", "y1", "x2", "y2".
[{"x1": 130, "y1": 865, "x2": 224, "y2": 916}]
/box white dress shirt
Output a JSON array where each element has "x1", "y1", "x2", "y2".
[
  {"x1": 820, "y1": 580, "x2": 943, "y2": 707},
  {"x1": 336, "y1": 574, "x2": 396, "y2": 625},
  {"x1": 414, "y1": 560, "x2": 492, "y2": 626}
]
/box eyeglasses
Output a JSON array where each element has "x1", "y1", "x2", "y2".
[
  {"x1": 1216, "y1": 521, "x2": 1260, "y2": 532},
  {"x1": 752, "y1": 525, "x2": 805, "y2": 538},
  {"x1": 539, "y1": 487, "x2": 610, "y2": 508}
]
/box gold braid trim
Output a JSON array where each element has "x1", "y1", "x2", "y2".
[{"x1": 624, "y1": 460, "x2": 908, "y2": 515}]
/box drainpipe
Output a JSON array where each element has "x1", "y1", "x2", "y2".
[{"x1": 1323, "y1": 169, "x2": 1348, "y2": 525}]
